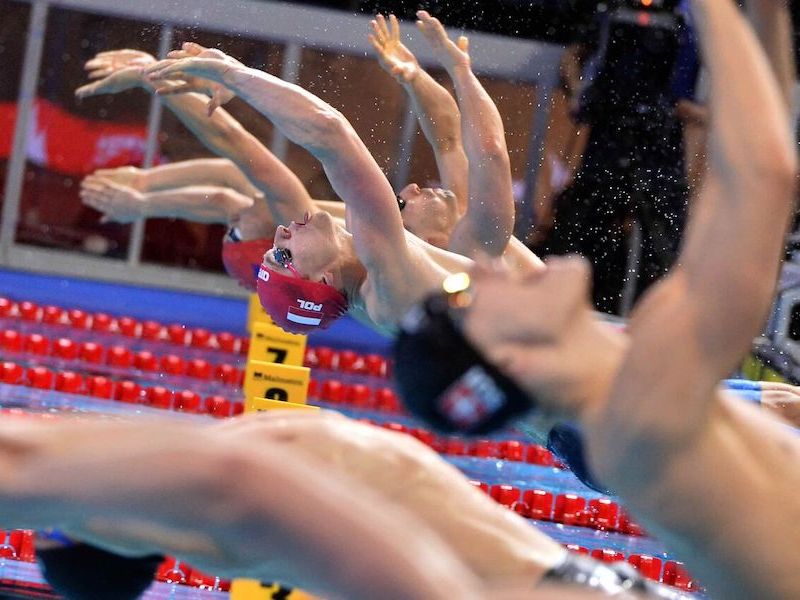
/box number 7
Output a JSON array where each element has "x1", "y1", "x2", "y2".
[{"x1": 267, "y1": 347, "x2": 288, "y2": 364}]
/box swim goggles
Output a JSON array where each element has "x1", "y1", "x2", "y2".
[{"x1": 273, "y1": 247, "x2": 302, "y2": 278}]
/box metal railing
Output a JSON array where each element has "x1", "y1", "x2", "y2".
[{"x1": 1, "y1": 0, "x2": 563, "y2": 297}]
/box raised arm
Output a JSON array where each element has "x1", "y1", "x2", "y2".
[
  {"x1": 80, "y1": 178, "x2": 253, "y2": 224},
  {"x1": 146, "y1": 48, "x2": 410, "y2": 269},
  {"x1": 96, "y1": 158, "x2": 261, "y2": 197},
  {"x1": 747, "y1": 0, "x2": 796, "y2": 114},
  {"x1": 369, "y1": 14, "x2": 468, "y2": 207},
  {"x1": 77, "y1": 47, "x2": 315, "y2": 226},
  {"x1": 589, "y1": 0, "x2": 798, "y2": 469},
  {"x1": 585, "y1": 2, "x2": 799, "y2": 596},
  {"x1": 416, "y1": 11, "x2": 515, "y2": 258},
  {"x1": 612, "y1": 0, "x2": 797, "y2": 407}
]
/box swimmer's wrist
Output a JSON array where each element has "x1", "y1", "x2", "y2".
[{"x1": 222, "y1": 64, "x2": 255, "y2": 91}]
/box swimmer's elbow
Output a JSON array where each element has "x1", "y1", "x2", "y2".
[
  {"x1": 757, "y1": 152, "x2": 797, "y2": 197},
  {"x1": 195, "y1": 448, "x2": 276, "y2": 556},
  {"x1": 475, "y1": 137, "x2": 510, "y2": 165},
  {"x1": 306, "y1": 108, "x2": 354, "y2": 153},
  {"x1": 737, "y1": 139, "x2": 798, "y2": 197}
]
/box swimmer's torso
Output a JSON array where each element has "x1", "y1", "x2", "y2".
[{"x1": 355, "y1": 231, "x2": 473, "y2": 335}]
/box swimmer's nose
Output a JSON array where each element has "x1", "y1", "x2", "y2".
[
  {"x1": 399, "y1": 183, "x2": 420, "y2": 197},
  {"x1": 275, "y1": 225, "x2": 292, "y2": 243}
]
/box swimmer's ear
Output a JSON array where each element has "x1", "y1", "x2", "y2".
[{"x1": 320, "y1": 270, "x2": 335, "y2": 286}]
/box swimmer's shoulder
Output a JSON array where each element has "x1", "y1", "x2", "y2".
[
  {"x1": 503, "y1": 236, "x2": 546, "y2": 274},
  {"x1": 406, "y1": 232, "x2": 473, "y2": 274}
]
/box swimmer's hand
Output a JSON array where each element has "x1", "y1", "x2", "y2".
[
  {"x1": 369, "y1": 14, "x2": 420, "y2": 84},
  {"x1": 80, "y1": 176, "x2": 150, "y2": 224},
  {"x1": 149, "y1": 42, "x2": 235, "y2": 116},
  {"x1": 75, "y1": 49, "x2": 155, "y2": 99},
  {"x1": 416, "y1": 10, "x2": 471, "y2": 72},
  {"x1": 146, "y1": 43, "x2": 242, "y2": 115},
  {"x1": 85, "y1": 49, "x2": 155, "y2": 79}
]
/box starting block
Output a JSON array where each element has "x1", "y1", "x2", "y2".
[
  {"x1": 247, "y1": 321, "x2": 306, "y2": 367},
  {"x1": 231, "y1": 579, "x2": 316, "y2": 600},
  {"x1": 247, "y1": 293, "x2": 274, "y2": 332}
]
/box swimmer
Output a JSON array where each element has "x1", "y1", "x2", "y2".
[
  {"x1": 77, "y1": 52, "x2": 347, "y2": 290},
  {"x1": 369, "y1": 13, "x2": 469, "y2": 246},
  {"x1": 0, "y1": 411, "x2": 687, "y2": 599},
  {"x1": 141, "y1": 13, "x2": 545, "y2": 334},
  {"x1": 77, "y1": 33, "x2": 541, "y2": 287},
  {"x1": 368, "y1": 14, "x2": 539, "y2": 271},
  {"x1": 428, "y1": 1, "x2": 799, "y2": 597}
]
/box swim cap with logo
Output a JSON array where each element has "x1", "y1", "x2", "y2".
[
  {"x1": 256, "y1": 264, "x2": 348, "y2": 334},
  {"x1": 393, "y1": 280, "x2": 533, "y2": 434},
  {"x1": 221, "y1": 238, "x2": 273, "y2": 291}
]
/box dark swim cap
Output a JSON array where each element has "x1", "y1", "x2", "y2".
[{"x1": 393, "y1": 277, "x2": 532, "y2": 434}]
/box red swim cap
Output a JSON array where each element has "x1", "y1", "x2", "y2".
[
  {"x1": 222, "y1": 239, "x2": 273, "y2": 291},
  {"x1": 256, "y1": 264, "x2": 349, "y2": 334}
]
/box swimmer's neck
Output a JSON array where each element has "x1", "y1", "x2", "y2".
[
  {"x1": 560, "y1": 312, "x2": 629, "y2": 424},
  {"x1": 336, "y1": 234, "x2": 368, "y2": 302}
]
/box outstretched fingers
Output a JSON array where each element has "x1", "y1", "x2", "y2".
[
  {"x1": 367, "y1": 33, "x2": 384, "y2": 56},
  {"x1": 374, "y1": 13, "x2": 390, "y2": 43},
  {"x1": 415, "y1": 10, "x2": 448, "y2": 46},
  {"x1": 415, "y1": 10, "x2": 470, "y2": 70},
  {"x1": 166, "y1": 41, "x2": 204, "y2": 59},
  {"x1": 74, "y1": 81, "x2": 102, "y2": 99},
  {"x1": 389, "y1": 14, "x2": 401, "y2": 42}
]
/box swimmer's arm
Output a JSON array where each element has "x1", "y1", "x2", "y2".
[
  {"x1": 80, "y1": 176, "x2": 252, "y2": 225},
  {"x1": 747, "y1": 0, "x2": 796, "y2": 114},
  {"x1": 148, "y1": 55, "x2": 410, "y2": 259},
  {"x1": 369, "y1": 14, "x2": 468, "y2": 206},
  {"x1": 138, "y1": 185, "x2": 254, "y2": 223},
  {"x1": 670, "y1": 0, "x2": 797, "y2": 377},
  {"x1": 76, "y1": 54, "x2": 314, "y2": 224},
  {"x1": 402, "y1": 72, "x2": 469, "y2": 208},
  {"x1": 586, "y1": 2, "x2": 797, "y2": 594},
  {"x1": 134, "y1": 158, "x2": 261, "y2": 197},
  {"x1": 0, "y1": 419, "x2": 476, "y2": 600},
  {"x1": 417, "y1": 12, "x2": 514, "y2": 258},
  {"x1": 156, "y1": 91, "x2": 315, "y2": 224},
  {"x1": 618, "y1": 0, "x2": 797, "y2": 391},
  {"x1": 591, "y1": 0, "x2": 796, "y2": 477}
]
